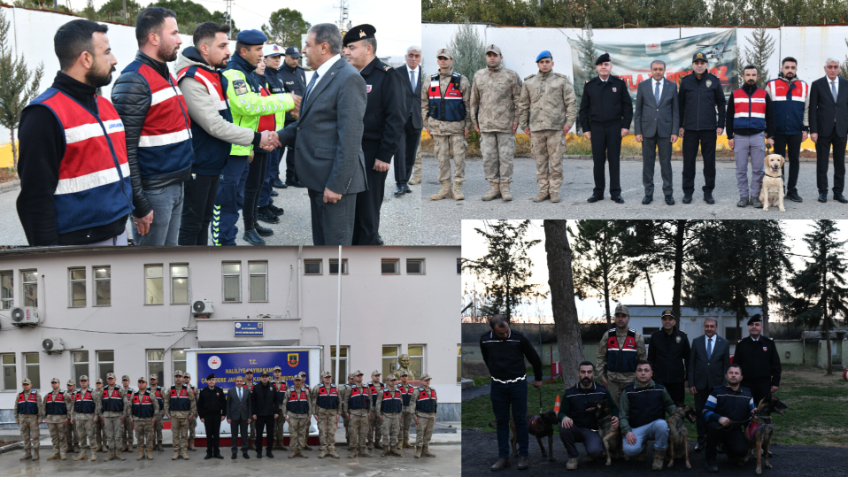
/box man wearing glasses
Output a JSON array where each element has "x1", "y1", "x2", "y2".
[{"x1": 596, "y1": 305, "x2": 647, "y2": 408}]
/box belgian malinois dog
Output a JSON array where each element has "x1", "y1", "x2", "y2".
[
  {"x1": 745, "y1": 393, "x2": 788, "y2": 475},
  {"x1": 666, "y1": 404, "x2": 697, "y2": 468}
]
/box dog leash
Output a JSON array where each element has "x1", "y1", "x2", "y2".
[{"x1": 539, "y1": 387, "x2": 543, "y2": 415}]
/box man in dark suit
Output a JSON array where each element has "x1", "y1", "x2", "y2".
[
  {"x1": 635, "y1": 60, "x2": 680, "y2": 205},
  {"x1": 809, "y1": 57, "x2": 848, "y2": 203},
  {"x1": 394, "y1": 46, "x2": 423, "y2": 195},
  {"x1": 687, "y1": 318, "x2": 731, "y2": 450},
  {"x1": 197, "y1": 374, "x2": 226, "y2": 460},
  {"x1": 284, "y1": 23, "x2": 367, "y2": 245},
  {"x1": 226, "y1": 375, "x2": 251, "y2": 459}
]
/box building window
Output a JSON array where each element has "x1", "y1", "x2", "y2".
[
  {"x1": 97, "y1": 350, "x2": 114, "y2": 384},
  {"x1": 406, "y1": 259, "x2": 425, "y2": 275},
  {"x1": 2, "y1": 354, "x2": 16, "y2": 391},
  {"x1": 249, "y1": 261, "x2": 268, "y2": 302},
  {"x1": 408, "y1": 345, "x2": 425, "y2": 377},
  {"x1": 457, "y1": 258, "x2": 462, "y2": 274},
  {"x1": 222, "y1": 262, "x2": 241, "y2": 302},
  {"x1": 172, "y1": 349, "x2": 187, "y2": 376},
  {"x1": 330, "y1": 346, "x2": 348, "y2": 385},
  {"x1": 304, "y1": 259, "x2": 322, "y2": 275},
  {"x1": 24, "y1": 353, "x2": 40, "y2": 390},
  {"x1": 643, "y1": 327, "x2": 660, "y2": 345},
  {"x1": 147, "y1": 349, "x2": 165, "y2": 384},
  {"x1": 457, "y1": 344, "x2": 462, "y2": 383},
  {"x1": 1, "y1": 271, "x2": 12, "y2": 309},
  {"x1": 171, "y1": 264, "x2": 189, "y2": 305},
  {"x1": 725, "y1": 327, "x2": 739, "y2": 342},
  {"x1": 329, "y1": 259, "x2": 348, "y2": 275},
  {"x1": 94, "y1": 266, "x2": 111, "y2": 306},
  {"x1": 381, "y1": 259, "x2": 399, "y2": 275},
  {"x1": 145, "y1": 265, "x2": 164, "y2": 305},
  {"x1": 382, "y1": 345, "x2": 399, "y2": 377},
  {"x1": 69, "y1": 268, "x2": 86, "y2": 307},
  {"x1": 22, "y1": 270, "x2": 37, "y2": 307},
  {"x1": 72, "y1": 351, "x2": 89, "y2": 383}
]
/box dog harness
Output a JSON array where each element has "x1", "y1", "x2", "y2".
[
  {"x1": 746, "y1": 421, "x2": 761, "y2": 439},
  {"x1": 527, "y1": 415, "x2": 542, "y2": 434}
]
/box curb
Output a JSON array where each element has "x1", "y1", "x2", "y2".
[
  {"x1": 0, "y1": 441, "x2": 23, "y2": 454},
  {"x1": 0, "y1": 179, "x2": 20, "y2": 194}
]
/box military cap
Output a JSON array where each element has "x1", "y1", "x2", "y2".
[
  {"x1": 122, "y1": 374, "x2": 130, "y2": 381},
  {"x1": 692, "y1": 51, "x2": 707, "y2": 62},
  {"x1": 79, "y1": 375, "x2": 89, "y2": 381},
  {"x1": 354, "y1": 370, "x2": 364, "y2": 376},
  {"x1": 436, "y1": 48, "x2": 452, "y2": 59},
  {"x1": 372, "y1": 370, "x2": 382, "y2": 376},
  {"x1": 293, "y1": 374, "x2": 303, "y2": 381},
  {"x1": 420, "y1": 374, "x2": 432, "y2": 381},
  {"x1": 51, "y1": 377, "x2": 59, "y2": 384},
  {"x1": 386, "y1": 374, "x2": 397, "y2": 381},
  {"x1": 298, "y1": 371, "x2": 307, "y2": 378},
  {"x1": 67, "y1": 379, "x2": 75, "y2": 386},
  {"x1": 236, "y1": 29, "x2": 267, "y2": 46},
  {"x1": 138, "y1": 376, "x2": 147, "y2": 383},
  {"x1": 263, "y1": 44, "x2": 284, "y2": 57},
  {"x1": 347, "y1": 373, "x2": 355, "y2": 379},
  {"x1": 260, "y1": 371, "x2": 269, "y2": 377},
  {"x1": 174, "y1": 370, "x2": 184, "y2": 377},
  {"x1": 95, "y1": 378, "x2": 102, "y2": 384},
  {"x1": 536, "y1": 50, "x2": 552, "y2": 62},
  {"x1": 106, "y1": 372, "x2": 116, "y2": 379},
  {"x1": 149, "y1": 374, "x2": 159, "y2": 380},
  {"x1": 595, "y1": 52, "x2": 611, "y2": 65},
  {"x1": 485, "y1": 44, "x2": 502, "y2": 56},
  {"x1": 183, "y1": 372, "x2": 191, "y2": 378},
  {"x1": 285, "y1": 46, "x2": 301, "y2": 58},
  {"x1": 22, "y1": 378, "x2": 32, "y2": 385},
  {"x1": 343, "y1": 24, "x2": 376, "y2": 47},
  {"x1": 399, "y1": 370, "x2": 409, "y2": 377},
  {"x1": 207, "y1": 373, "x2": 216, "y2": 380},
  {"x1": 748, "y1": 314, "x2": 763, "y2": 325},
  {"x1": 661, "y1": 309, "x2": 675, "y2": 319},
  {"x1": 273, "y1": 366, "x2": 282, "y2": 372},
  {"x1": 321, "y1": 371, "x2": 332, "y2": 378},
  {"x1": 614, "y1": 304, "x2": 630, "y2": 316},
  {"x1": 245, "y1": 370, "x2": 254, "y2": 374}
]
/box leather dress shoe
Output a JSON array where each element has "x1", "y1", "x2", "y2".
[
  {"x1": 242, "y1": 228, "x2": 266, "y2": 246},
  {"x1": 665, "y1": 195, "x2": 675, "y2": 205},
  {"x1": 835, "y1": 193, "x2": 848, "y2": 203},
  {"x1": 642, "y1": 195, "x2": 653, "y2": 204},
  {"x1": 375, "y1": 235, "x2": 384, "y2": 246},
  {"x1": 204, "y1": 454, "x2": 212, "y2": 460},
  {"x1": 612, "y1": 195, "x2": 624, "y2": 204},
  {"x1": 490, "y1": 458, "x2": 510, "y2": 471},
  {"x1": 255, "y1": 222, "x2": 274, "y2": 237},
  {"x1": 243, "y1": 452, "x2": 250, "y2": 459},
  {"x1": 256, "y1": 452, "x2": 263, "y2": 459},
  {"x1": 403, "y1": 184, "x2": 412, "y2": 193},
  {"x1": 288, "y1": 178, "x2": 305, "y2": 188},
  {"x1": 704, "y1": 191, "x2": 715, "y2": 204},
  {"x1": 517, "y1": 455, "x2": 529, "y2": 470},
  {"x1": 819, "y1": 193, "x2": 828, "y2": 203},
  {"x1": 786, "y1": 190, "x2": 802, "y2": 202},
  {"x1": 272, "y1": 178, "x2": 287, "y2": 189},
  {"x1": 258, "y1": 207, "x2": 280, "y2": 224},
  {"x1": 214, "y1": 452, "x2": 223, "y2": 459},
  {"x1": 394, "y1": 185, "x2": 405, "y2": 196},
  {"x1": 266, "y1": 451, "x2": 274, "y2": 458},
  {"x1": 706, "y1": 461, "x2": 718, "y2": 472},
  {"x1": 270, "y1": 189, "x2": 279, "y2": 196},
  {"x1": 232, "y1": 452, "x2": 237, "y2": 459},
  {"x1": 586, "y1": 194, "x2": 603, "y2": 203},
  {"x1": 268, "y1": 204, "x2": 284, "y2": 216},
  {"x1": 682, "y1": 194, "x2": 693, "y2": 204}
]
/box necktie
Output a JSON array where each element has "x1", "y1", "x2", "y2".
[
  {"x1": 410, "y1": 69, "x2": 416, "y2": 92},
  {"x1": 832, "y1": 81, "x2": 838, "y2": 102},
  {"x1": 655, "y1": 81, "x2": 661, "y2": 104},
  {"x1": 304, "y1": 71, "x2": 319, "y2": 105},
  {"x1": 238, "y1": 388, "x2": 241, "y2": 400},
  {"x1": 707, "y1": 337, "x2": 713, "y2": 360}
]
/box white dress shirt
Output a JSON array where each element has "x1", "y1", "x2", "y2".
[
  {"x1": 310, "y1": 54, "x2": 342, "y2": 91},
  {"x1": 653, "y1": 79, "x2": 664, "y2": 101},
  {"x1": 406, "y1": 64, "x2": 420, "y2": 91}
]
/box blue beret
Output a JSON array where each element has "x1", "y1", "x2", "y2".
[
  {"x1": 536, "y1": 50, "x2": 552, "y2": 62},
  {"x1": 236, "y1": 29, "x2": 267, "y2": 46}
]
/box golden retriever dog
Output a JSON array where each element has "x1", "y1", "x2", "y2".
[{"x1": 759, "y1": 154, "x2": 786, "y2": 212}]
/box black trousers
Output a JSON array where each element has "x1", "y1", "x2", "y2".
[
  {"x1": 203, "y1": 415, "x2": 222, "y2": 455},
  {"x1": 243, "y1": 152, "x2": 268, "y2": 228},
  {"x1": 559, "y1": 425, "x2": 605, "y2": 458},
  {"x1": 589, "y1": 122, "x2": 622, "y2": 196},
  {"x1": 394, "y1": 120, "x2": 422, "y2": 186},
  {"x1": 283, "y1": 120, "x2": 298, "y2": 183},
  {"x1": 255, "y1": 415, "x2": 274, "y2": 454},
  {"x1": 177, "y1": 172, "x2": 219, "y2": 245},
  {"x1": 815, "y1": 124, "x2": 847, "y2": 194},
  {"x1": 682, "y1": 129, "x2": 717, "y2": 195},
  {"x1": 742, "y1": 377, "x2": 772, "y2": 407},
  {"x1": 353, "y1": 146, "x2": 388, "y2": 245},
  {"x1": 659, "y1": 381, "x2": 686, "y2": 405},
  {"x1": 230, "y1": 417, "x2": 249, "y2": 452},
  {"x1": 694, "y1": 387, "x2": 710, "y2": 444},
  {"x1": 706, "y1": 421, "x2": 748, "y2": 462},
  {"x1": 774, "y1": 133, "x2": 803, "y2": 193}
]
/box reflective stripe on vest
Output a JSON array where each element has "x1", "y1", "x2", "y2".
[
  {"x1": 152, "y1": 386, "x2": 164, "y2": 407},
  {"x1": 415, "y1": 387, "x2": 437, "y2": 413},
  {"x1": 17, "y1": 392, "x2": 38, "y2": 415},
  {"x1": 368, "y1": 382, "x2": 383, "y2": 406},
  {"x1": 380, "y1": 389, "x2": 403, "y2": 413},
  {"x1": 287, "y1": 389, "x2": 309, "y2": 414},
  {"x1": 169, "y1": 386, "x2": 191, "y2": 411},
  {"x1": 74, "y1": 390, "x2": 96, "y2": 414},
  {"x1": 347, "y1": 386, "x2": 370, "y2": 410},
  {"x1": 45, "y1": 390, "x2": 68, "y2": 415},
  {"x1": 177, "y1": 65, "x2": 229, "y2": 111},
  {"x1": 132, "y1": 392, "x2": 155, "y2": 418},
  {"x1": 732, "y1": 88, "x2": 768, "y2": 130},
  {"x1": 399, "y1": 384, "x2": 414, "y2": 406},
  {"x1": 102, "y1": 388, "x2": 124, "y2": 413},
  {"x1": 605, "y1": 328, "x2": 639, "y2": 373},
  {"x1": 427, "y1": 72, "x2": 466, "y2": 122},
  {"x1": 315, "y1": 384, "x2": 338, "y2": 409},
  {"x1": 766, "y1": 78, "x2": 808, "y2": 134}
]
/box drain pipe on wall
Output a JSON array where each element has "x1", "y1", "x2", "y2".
[{"x1": 334, "y1": 246, "x2": 342, "y2": 384}]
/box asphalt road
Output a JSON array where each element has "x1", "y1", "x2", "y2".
[
  {"x1": 0, "y1": 160, "x2": 423, "y2": 246},
  {"x1": 420, "y1": 156, "x2": 848, "y2": 245},
  {"x1": 460, "y1": 428, "x2": 848, "y2": 476}
]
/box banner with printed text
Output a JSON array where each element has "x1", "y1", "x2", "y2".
[{"x1": 196, "y1": 349, "x2": 309, "y2": 390}]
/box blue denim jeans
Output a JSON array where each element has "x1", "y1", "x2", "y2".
[
  {"x1": 490, "y1": 380, "x2": 528, "y2": 458},
  {"x1": 132, "y1": 183, "x2": 183, "y2": 246},
  {"x1": 622, "y1": 419, "x2": 669, "y2": 456}
]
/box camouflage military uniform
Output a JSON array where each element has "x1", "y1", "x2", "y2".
[
  {"x1": 44, "y1": 386, "x2": 73, "y2": 460},
  {"x1": 311, "y1": 376, "x2": 341, "y2": 458},
  {"x1": 366, "y1": 378, "x2": 384, "y2": 449},
  {"x1": 422, "y1": 68, "x2": 472, "y2": 200},
  {"x1": 15, "y1": 385, "x2": 44, "y2": 460},
  {"x1": 94, "y1": 382, "x2": 106, "y2": 452},
  {"x1": 343, "y1": 378, "x2": 371, "y2": 457},
  {"x1": 100, "y1": 382, "x2": 130, "y2": 460},
  {"x1": 517, "y1": 70, "x2": 578, "y2": 202},
  {"x1": 164, "y1": 379, "x2": 198, "y2": 460},
  {"x1": 342, "y1": 375, "x2": 354, "y2": 445},
  {"x1": 148, "y1": 379, "x2": 165, "y2": 452},
  {"x1": 408, "y1": 142, "x2": 422, "y2": 185},
  {"x1": 412, "y1": 377, "x2": 438, "y2": 458},
  {"x1": 274, "y1": 375, "x2": 288, "y2": 450},
  {"x1": 470, "y1": 62, "x2": 522, "y2": 199},
  {"x1": 376, "y1": 380, "x2": 403, "y2": 455},
  {"x1": 71, "y1": 382, "x2": 101, "y2": 461},
  {"x1": 286, "y1": 383, "x2": 311, "y2": 458},
  {"x1": 597, "y1": 327, "x2": 647, "y2": 407},
  {"x1": 65, "y1": 383, "x2": 80, "y2": 453},
  {"x1": 185, "y1": 382, "x2": 198, "y2": 451},
  {"x1": 130, "y1": 385, "x2": 159, "y2": 460},
  {"x1": 120, "y1": 379, "x2": 135, "y2": 451},
  {"x1": 398, "y1": 379, "x2": 416, "y2": 448}
]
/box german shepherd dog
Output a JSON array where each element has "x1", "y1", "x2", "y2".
[
  {"x1": 587, "y1": 398, "x2": 622, "y2": 466},
  {"x1": 745, "y1": 393, "x2": 788, "y2": 475},
  {"x1": 666, "y1": 404, "x2": 697, "y2": 468},
  {"x1": 504, "y1": 410, "x2": 559, "y2": 461}
]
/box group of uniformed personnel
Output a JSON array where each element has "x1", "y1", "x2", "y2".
[{"x1": 16, "y1": 366, "x2": 439, "y2": 462}]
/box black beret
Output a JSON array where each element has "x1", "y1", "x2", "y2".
[
  {"x1": 206, "y1": 373, "x2": 216, "y2": 380},
  {"x1": 595, "y1": 53, "x2": 610, "y2": 65},
  {"x1": 747, "y1": 314, "x2": 763, "y2": 325},
  {"x1": 343, "y1": 24, "x2": 376, "y2": 47}
]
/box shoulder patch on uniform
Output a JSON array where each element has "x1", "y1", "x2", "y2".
[
  {"x1": 233, "y1": 78, "x2": 247, "y2": 96},
  {"x1": 383, "y1": 65, "x2": 392, "y2": 72}
]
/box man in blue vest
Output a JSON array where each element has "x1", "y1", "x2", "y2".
[
  {"x1": 45, "y1": 377, "x2": 72, "y2": 461},
  {"x1": 130, "y1": 376, "x2": 159, "y2": 460},
  {"x1": 766, "y1": 57, "x2": 810, "y2": 203},
  {"x1": 15, "y1": 378, "x2": 44, "y2": 461},
  {"x1": 703, "y1": 364, "x2": 756, "y2": 472},
  {"x1": 596, "y1": 304, "x2": 647, "y2": 408},
  {"x1": 412, "y1": 374, "x2": 437, "y2": 458},
  {"x1": 559, "y1": 362, "x2": 619, "y2": 470},
  {"x1": 619, "y1": 360, "x2": 677, "y2": 470}
]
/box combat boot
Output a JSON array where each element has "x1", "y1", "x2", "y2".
[
  {"x1": 60, "y1": 451, "x2": 67, "y2": 460},
  {"x1": 47, "y1": 452, "x2": 60, "y2": 460},
  {"x1": 381, "y1": 446, "x2": 391, "y2": 456},
  {"x1": 90, "y1": 450, "x2": 97, "y2": 461},
  {"x1": 106, "y1": 449, "x2": 116, "y2": 461},
  {"x1": 137, "y1": 447, "x2": 145, "y2": 460},
  {"x1": 394, "y1": 444, "x2": 403, "y2": 456},
  {"x1": 348, "y1": 449, "x2": 358, "y2": 458},
  {"x1": 360, "y1": 448, "x2": 372, "y2": 457},
  {"x1": 298, "y1": 449, "x2": 309, "y2": 458},
  {"x1": 423, "y1": 445, "x2": 436, "y2": 457},
  {"x1": 636, "y1": 449, "x2": 647, "y2": 462},
  {"x1": 157, "y1": 443, "x2": 164, "y2": 452},
  {"x1": 415, "y1": 446, "x2": 422, "y2": 458},
  {"x1": 329, "y1": 448, "x2": 340, "y2": 459},
  {"x1": 116, "y1": 449, "x2": 125, "y2": 461},
  {"x1": 289, "y1": 451, "x2": 298, "y2": 459},
  {"x1": 172, "y1": 451, "x2": 180, "y2": 460},
  {"x1": 500, "y1": 183, "x2": 513, "y2": 201},
  {"x1": 374, "y1": 442, "x2": 383, "y2": 450},
  {"x1": 652, "y1": 449, "x2": 666, "y2": 470},
  {"x1": 452, "y1": 182, "x2": 464, "y2": 200},
  {"x1": 19, "y1": 450, "x2": 31, "y2": 461},
  {"x1": 550, "y1": 191, "x2": 561, "y2": 203},
  {"x1": 402, "y1": 438, "x2": 410, "y2": 449},
  {"x1": 188, "y1": 439, "x2": 196, "y2": 451},
  {"x1": 181, "y1": 450, "x2": 190, "y2": 460},
  {"x1": 120, "y1": 444, "x2": 128, "y2": 452},
  {"x1": 147, "y1": 446, "x2": 154, "y2": 460},
  {"x1": 429, "y1": 181, "x2": 453, "y2": 200},
  {"x1": 481, "y1": 182, "x2": 501, "y2": 201},
  {"x1": 74, "y1": 450, "x2": 88, "y2": 461},
  {"x1": 319, "y1": 448, "x2": 328, "y2": 459},
  {"x1": 408, "y1": 175, "x2": 421, "y2": 185},
  {"x1": 32, "y1": 449, "x2": 39, "y2": 460},
  {"x1": 533, "y1": 191, "x2": 549, "y2": 202}
]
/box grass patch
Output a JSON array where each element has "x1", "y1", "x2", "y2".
[{"x1": 462, "y1": 364, "x2": 848, "y2": 448}]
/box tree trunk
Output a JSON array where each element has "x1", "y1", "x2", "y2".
[
  {"x1": 11, "y1": 128, "x2": 17, "y2": 170},
  {"x1": 603, "y1": 269, "x2": 611, "y2": 328},
  {"x1": 644, "y1": 268, "x2": 656, "y2": 305},
  {"x1": 822, "y1": 241, "x2": 832, "y2": 375},
  {"x1": 759, "y1": 224, "x2": 770, "y2": 335},
  {"x1": 672, "y1": 220, "x2": 685, "y2": 323},
  {"x1": 544, "y1": 220, "x2": 584, "y2": 390}
]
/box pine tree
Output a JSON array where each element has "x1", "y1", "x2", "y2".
[
  {"x1": 740, "y1": 27, "x2": 776, "y2": 89},
  {"x1": 751, "y1": 221, "x2": 793, "y2": 335},
  {"x1": 569, "y1": 20, "x2": 597, "y2": 131},
  {"x1": 446, "y1": 19, "x2": 486, "y2": 83}
]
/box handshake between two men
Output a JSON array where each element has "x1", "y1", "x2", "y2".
[{"x1": 257, "y1": 93, "x2": 302, "y2": 152}]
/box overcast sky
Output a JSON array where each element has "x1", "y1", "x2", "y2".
[
  {"x1": 70, "y1": 0, "x2": 420, "y2": 57},
  {"x1": 461, "y1": 220, "x2": 848, "y2": 323}
]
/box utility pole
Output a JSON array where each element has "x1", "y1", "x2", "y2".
[
  {"x1": 336, "y1": 0, "x2": 350, "y2": 33},
  {"x1": 225, "y1": 0, "x2": 234, "y2": 39},
  {"x1": 122, "y1": 0, "x2": 128, "y2": 24}
]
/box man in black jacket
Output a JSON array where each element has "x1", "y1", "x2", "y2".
[
  {"x1": 394, "y1": 46, "x2": 423, "y2": 195},
  {"x1": 558, "y1": 362, "x2": 619, "y2": 470},
  {"x1": 250, "y1": 371, "x2": 278, "y2": 458},
  {"x1": 480, "y1": 314, "x2": 543, "y2": 472},
  {"x1": 278, "y1": 47, "x2": 307, "y2": 187},
  {"x1": 648, "y1": 310, "x2": 691, "y2": 404},
  {"x1": 197, "y1": 374, "x2": 226, "y2": 459},
  {"x1": 733, "y1": 314, "x2": 781, "y2": 406},
  {"x1": 809, "y1": 58, "x2": 848, "y2": 203},
  {"x1": 17, "y1": 20, "x2": 132, "y2": 246},
  {"x1": 678, "y1": 52, "x2": 727, "y2": 205}
]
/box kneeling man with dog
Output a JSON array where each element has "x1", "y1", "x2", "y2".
[
  {"x1": 619, "y1": 360, "x2": 677, "y2": 470},
  {"x1": 559, "y1": 361, "x2": 619, "y2": 470},
  {"x1": 703, "y1": 364, "x2": 756, "y2": 472}
]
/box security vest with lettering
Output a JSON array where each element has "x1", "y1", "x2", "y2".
[
  {"x1": 177, "y1": 61, "x2": 232, "y2": 175},
  {"x1": 606, "y1": 328, "x2": 639, "y2": 373},
  {"x1": 151, "y1": 385, "x2": 164, "y2": 409},
  {"x1": 74, "y1": 389, "x2": 96, "y2": 414},
  {"x1": 766, "y1": 77, "x2": 809, "y2": 135},
  {"x1": 380, "y1": 388, "x2": 403, "y2": 414},
  {"x1": 121, "y1": 59, "x2": 194, "y2": 181},
  {"x1": 368, "y1": 381, "x2": 383, "y2": 407},
  {"x1": 347, "y1": 385, "x2": 370, "y2": 410},
  {"x1": 102, "y1": 387, "x2": 124, "y2": 413},
  {"x1": 415, "y1": 387, "x2": 437, "y2": 414},
  {"x1": 428, "y1": 72, "x2": 466, "y2": 121},
  {"x1": 732, "y1": 88, "x2": 768, "y2": 130},
  {"x1": 398, "y1": 383, "x2": 414, "y2": 407},
  {"x1": 169, "y1": 385, "x2": 191, "y2": 412},
  {"x1": 17, "y1": 391, "x2": 39, "y2": 415},
  {"x1": 132, "y1": 390, "x2": 155, "y2": 418},
  {"x1": 45, "y1": 390, "x2": 68, "y2": 415},
  {"x1": 24, "y1": 89, "x2": 133, "y2": 235},
  {"x1": 287, "y1": 387, "x2": 309, "y2": 414},
  {"x1": 315, "y1": 383, "x2": 339, "y2": 410}
]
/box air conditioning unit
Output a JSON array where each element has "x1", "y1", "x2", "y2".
[
  {"x1": 11, "y1": 307, "x2": 40, "y2": 326},
  {"x1": 42, "y1": 338, "x2": 64, "y2": 354},
  {"x1": 192, "y1": 299, "x2": 213, "y2": 317}
]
